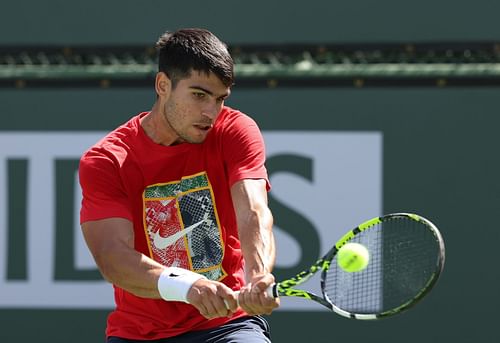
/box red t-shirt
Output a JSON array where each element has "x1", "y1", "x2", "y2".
[{"x1": 79, "y1": 106, "x2": 270, "y2": 340}]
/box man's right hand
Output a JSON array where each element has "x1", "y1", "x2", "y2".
[{"x1": 187, "y1": 278, "x2": 239, "y2": 319}]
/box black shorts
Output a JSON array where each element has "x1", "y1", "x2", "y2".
[{"x1": 107, "y1": 315, "x2": 271, "y2": 343}]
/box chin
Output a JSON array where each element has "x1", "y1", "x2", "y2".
[
  {"x1": 184, "y1": 135, "x2": 206, "y2": 144},
  {"x1": 189, "y1": 130, "x2": 210, "y2": 144}
]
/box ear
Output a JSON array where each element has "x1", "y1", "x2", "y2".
[{"x1": 155, "y1": 72, "x2": 171, "y2": 97}]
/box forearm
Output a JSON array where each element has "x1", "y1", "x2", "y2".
[
  {"x1": 82, "y1": 215, "x2": 237, "y2": 318},
  {"x1": 227, "y1": 179, "x2": 280, "y2": 315},
  {"x1": 239, "y1": 210, "x2": 275, "y2": 282},
  {"x1": 231, "y1": 180, "x2": 276, "y2": 282},
  {"x1": 81, "y1": 218, "x2": 164, "y2": 299},
  {"x1": 92, "y1": 235, "x2": 236, "y2": 318},
  {"x1": 94, "y1": 245, "x2": 165, "y2": 298},
  {"x1": 232, "y1": 185, "x2": 279, "y2": 316}
]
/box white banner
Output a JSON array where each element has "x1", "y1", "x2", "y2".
[{"x1": 0, "y1": 131, "x2": 382, "y2": 309}]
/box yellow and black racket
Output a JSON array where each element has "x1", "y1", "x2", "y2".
[{"x1": 268, "y1": 213, "x2": 445, "y2": 319}]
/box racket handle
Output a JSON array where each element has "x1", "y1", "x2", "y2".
[
  {"x1": 267, "y1": 283, "x2": 278, "y2": 298},
  {"x1": 223, "y1": 284, "x2": 278, "y2": 309}
]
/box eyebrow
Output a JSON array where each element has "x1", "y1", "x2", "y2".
[{"x1": 190, "y1": 86, "x2": 230, "y2": 99}]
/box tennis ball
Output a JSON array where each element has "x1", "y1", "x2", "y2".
[{"x1": 337, "y1": 242, "x2": 369, "y2": 272}]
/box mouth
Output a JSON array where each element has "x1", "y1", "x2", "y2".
[{"x1": 194, "y1": 123, "x2": 213, "y2": 132}]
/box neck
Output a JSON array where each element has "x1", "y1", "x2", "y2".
[{"x1": 141, "y1": 103, "x2": 180, "y2": 146}]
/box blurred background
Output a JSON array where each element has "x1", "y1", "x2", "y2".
[{"x1": 1, "y1": 0, "x2": 499, "y2": 342}]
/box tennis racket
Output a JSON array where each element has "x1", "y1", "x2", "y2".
[{"x1": 267, "y1": 212, "x2": 445, "y2": 319}]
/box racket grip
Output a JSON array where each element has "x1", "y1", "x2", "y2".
[
  {"x1": 223, "y1": 284, "x2": 278, "y2": 309},
  {"x1": 267, "y1": 283, "x2": 278, "y2": 298}
]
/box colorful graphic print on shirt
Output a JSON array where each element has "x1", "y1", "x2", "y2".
[{"x1": 143, "y1": 172, "x2": 226, "y2": 281}]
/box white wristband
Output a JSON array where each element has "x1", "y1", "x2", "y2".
[{"x1": 157, "y1": 267, "x2": 206, "y2": 303}]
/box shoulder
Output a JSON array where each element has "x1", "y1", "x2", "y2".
[
  {"x1": 208, "y1": 106, "x2": 265, "y2": 151},
  {"x1": 81, "y1": 114, "x2": 142, "y2": 161},
  {"x1": 214, "y1": 106, "x2": 260, "y2": 131}
]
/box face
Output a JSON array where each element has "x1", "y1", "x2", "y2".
[{"x1": 160, "y1": 71, "x2": 231, "y2": 144}]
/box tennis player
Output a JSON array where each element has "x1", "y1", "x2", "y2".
[{"x1": 79, "y1": 28, "x2": 279, "y2": 342}]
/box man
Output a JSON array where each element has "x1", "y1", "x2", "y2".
[{"x1": 79, "y1": 28, "x2": 279, "y2": 342}]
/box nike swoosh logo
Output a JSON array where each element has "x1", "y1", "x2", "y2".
[{"x1": 153, "y1": 217, "x2": 206, "y2": 250}]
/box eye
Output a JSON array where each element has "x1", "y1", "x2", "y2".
[{"x1": 193, "y1": 92, "x2": 206, "y2": 99}]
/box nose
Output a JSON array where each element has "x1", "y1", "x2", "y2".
[{"x1": 202, "y1": 102, "x2": 222, "y2": 120}]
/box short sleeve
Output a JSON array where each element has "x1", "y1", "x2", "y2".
[
  {"x1": 221, "y1": 112, "x2": 270, "y2": 190},
  {"x1": 79, "y1": 148, "x2": 133, "y2": 223}
]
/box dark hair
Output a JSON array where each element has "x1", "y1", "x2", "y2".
[{"x1": 155, "y1": 28, "x2": 234, "y2": 88}]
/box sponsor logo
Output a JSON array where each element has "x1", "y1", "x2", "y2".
[{"x1": 153, "y1": 220, "x2": 205, "y2": 249}]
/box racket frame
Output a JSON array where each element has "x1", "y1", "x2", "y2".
[{"x1": 272, "y1": 213, "x2": 445, "y2": 320}]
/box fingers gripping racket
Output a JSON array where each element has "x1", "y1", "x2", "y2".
[{"x1": 268, "y1": 213, "x2": 445, "y2": 319}]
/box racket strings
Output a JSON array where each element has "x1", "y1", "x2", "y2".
[{"x1": 324, "y1": 217, "x2": 441, "y2": 315}]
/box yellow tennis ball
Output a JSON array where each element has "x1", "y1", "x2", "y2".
[{"x1": 337, "y1": 242, "x2": 370, "y2": 272}]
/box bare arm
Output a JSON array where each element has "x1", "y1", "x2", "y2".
[
  {"x1": 230, "y1": 179, "x2": 280, "y2": 314},
  {"x1": 81, "y1": 217, "x2": 238, "y2": 318},
  {"x1": 82, "y1": 217, "x2": 164, "y2": 298}
]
